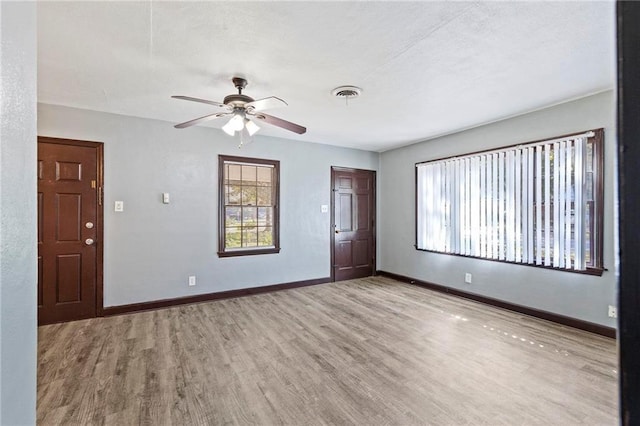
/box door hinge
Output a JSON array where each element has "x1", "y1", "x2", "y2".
[{"x1": 98, "y1": 187, "x2": 103, "y2": 206}]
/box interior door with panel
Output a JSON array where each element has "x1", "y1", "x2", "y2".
[
  {"x1": 38, "y1": 138, "x2": 102, "y2": 325},
  {"x1": 332, "y1": 167, "x2": 376, "y2": 281}
]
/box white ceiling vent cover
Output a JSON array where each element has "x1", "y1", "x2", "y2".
[{"x1": 332, "y1": 86, "x2": 362, "y2": 99}]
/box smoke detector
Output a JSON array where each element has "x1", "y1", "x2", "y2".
[{"x1": 331, "y1": 85, "x2": 362, "y2": 99}]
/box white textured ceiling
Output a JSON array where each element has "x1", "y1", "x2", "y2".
[{"x1": 37, "y1": 1, "x2": 615, "y2": 152}]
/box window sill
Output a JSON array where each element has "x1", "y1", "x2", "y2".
[
  {"x1": 217, "y1": 247, "x2": 281, "y2": 258},
  {"x1": 415, "y1": 247, "x2": 605, "y2": 276}
]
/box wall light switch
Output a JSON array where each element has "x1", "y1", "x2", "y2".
[
  {"x1": 321, "y1": 205, "x2": 329, "y2": 213},
  {"x1": 163, "y1": 193, "x2": 170, "y2": 204},
  {"x1": 114, "y1": 201, "x2": 124, "y2": 212}
]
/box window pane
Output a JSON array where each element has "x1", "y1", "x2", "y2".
[
  {"x1": 242, "y1": 165, "x2": 257, "y2": 184},
  {"x1": 225, "y1": 207, "x2": 241, "y2": 226},
  {"x1": 242, "y1": 207, "x2": 257, "y2": 225},
  {"x1": 227, "y1": 185, "x2": 241, "y2": 205},
  {"x1": 258, "y1": 228, "x2": 273, "y2": 247},
  {"x1": 257, "y1": 187, "x2": 272, "y2": 206},
  {"x1": 242, "y1": 227, "x2": 258, "y2": 247},
  {"x1": 227, "y1": 164, "x2": 241, "y2": 184},
  {"x1": 257, "y1": 167, "x2": 272, "y2": 186},
  {"x1": 225, "y1": 227, "x2": 242, "y2": 249},
  {"x1": 242, "y1": 186, "x2": 257, "y2": 206},
  {"x1": 585, "y1": 202, "x2": 593, "y2": 265},
  {"x1": 586, "y1": 172, "x2": 594, "y2": 201},
  {"x1": 258, "y1": 207, "x2": 273, "y2": 227}
]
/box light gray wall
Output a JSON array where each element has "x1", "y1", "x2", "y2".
[
  {"x1": 38, "y1": 92, "x2": 617, "y2": 328},
  {"x1": 379, "y1": 91, "x2": 617, "y2": 328},
  {"x1": 0, "y1": 2, "x2": 38, "y2": 424},
  {"x1": 38, "y1": 104, "x2": 379, "y2": 307}
]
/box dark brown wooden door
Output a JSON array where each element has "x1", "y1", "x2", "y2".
[
  {"x1": 38, "y1": 140, "x2": 100, "y2": 325},
  {"x1": 332, "y1": 168, "x2": 376, "y2": 281}
]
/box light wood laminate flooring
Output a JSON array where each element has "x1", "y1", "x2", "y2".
[{"x1": 38, "y1": 276, "x2": 618, "y2": 425}]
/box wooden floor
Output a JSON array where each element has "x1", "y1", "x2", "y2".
[{"x1": 37, "y1": 277, "x2": 618, "y2": 425}]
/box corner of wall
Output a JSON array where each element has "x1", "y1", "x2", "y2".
[{"x1": 0, "y1": 1, "x2": 38, "y2": 424}]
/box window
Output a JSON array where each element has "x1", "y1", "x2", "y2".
[
  {"x1": 415, "y1": 129, "x2": 604, "y2": 275},
  {"x1": 218, "y1": 155, "x2": 280, "y2": 257}
]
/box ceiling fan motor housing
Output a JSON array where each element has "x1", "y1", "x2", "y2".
[
  {"x1": 223, "y1": 93, "x2": 254, "y2": 107},
  {"x1": 224, "y1": 77, "x2": 253, "y2": 107},
  {"x1": 232, "y1": 77, "x2": 248, "y2": 91}
]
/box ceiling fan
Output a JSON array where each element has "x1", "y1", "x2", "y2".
[{"x1": 172, "y1": 77, "x2": 306, "y2": 144}]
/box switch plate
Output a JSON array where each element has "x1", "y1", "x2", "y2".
[
  {"x1": 321, "y1": 204, "x2": 328, "y2": 213},
  {"x1": 163, "y1": 193, "x2": 170, "y2": 204},
  {"x1": 114, "y1": 201, "x2": 124, "y2": 212},
  {"x1": 464, "y1": 273, "x2": 472, "y2": 284},
  {"x1": 188, "y1": 276, "x2": 196, "y2": 286}
]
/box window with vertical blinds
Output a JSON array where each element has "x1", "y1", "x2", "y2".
[{"x1": 415, "y1": 129, "x2": 604, "y2": 274}]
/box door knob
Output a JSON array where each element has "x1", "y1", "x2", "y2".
[
  {"x1": 85, "y1": 238, "x2": 95, "y2": 246},
  {"x1": 335, "y1": 230, "x2": 340, "y2": 234},
  {"x1": 85, "y1": 222, "x2": 94, "y2": 229}
]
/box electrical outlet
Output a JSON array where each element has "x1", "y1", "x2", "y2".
[
  {"x1": 465, "y1": 273, "x2": 472, "y2": 284},
  {"x1": 188, "y1": 276, "x2": 196, "y2": 287},
  {"x1": 608, "y1": 305, "x2": 617, "y2": 318}
]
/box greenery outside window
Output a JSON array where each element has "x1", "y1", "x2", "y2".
[{"x1": 218, "y1": 155, "x2": 280, "y2": 257}]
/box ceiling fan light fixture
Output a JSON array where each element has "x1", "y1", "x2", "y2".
[
  {"x1": 229, "y1": 113, "x2": 245, "y2": 131},
  {"x1": 222, "y1": 112, "x2": 245, "y2": 136},
  {"x1": 245, "y1": 119, "x2": 260, "y2": 136},
  {"x1": 222, "y1": 120, "x2": 237, "y2": 136}
]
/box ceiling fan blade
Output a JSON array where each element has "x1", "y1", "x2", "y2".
[
  {"x1": 171, "y1": 95, "x2": 230, "y2": 110},
  {"x1": 174, "y1": 112, "x2": 230, "y2": 129},
  {"x1": 245, "y1": 96, "x2": 288, "y2": 112},
  {"x1": 252, "y1": 112, "x2": 306, "y2": 135}
]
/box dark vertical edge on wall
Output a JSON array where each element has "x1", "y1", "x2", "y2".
[
  {"x1": 618, "y1": 2, "x2": 640, "y2": 424},
  {"x1": 96, "y1": 143, "x2": 105, "y2": 316},
  {"x1": 372, "y1": 170, "x2": 377, "y2": 277},
  {"x1": 594, "y1": 129, "x2": 605, "y2": 270},
  {"x1": 414, "y1": 162, "x2": 418, "y2": 250},
  {"x1": 217, "y1": 155, "x2": 225, "y2": 254},
  {"x1": 330, "y1": 167, "x2": 336, "y2": 282},
  {"x1": 274, "y1": 158, "x2": 280, "y2": 252}
]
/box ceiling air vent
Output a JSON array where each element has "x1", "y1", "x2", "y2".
[{"x1": 331, "y1": 85, "x2": 362, "y2": 99}]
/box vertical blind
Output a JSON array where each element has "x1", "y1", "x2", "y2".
[{"x1": 416, "y1": 131, "x2": 594, "y2": 271}]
